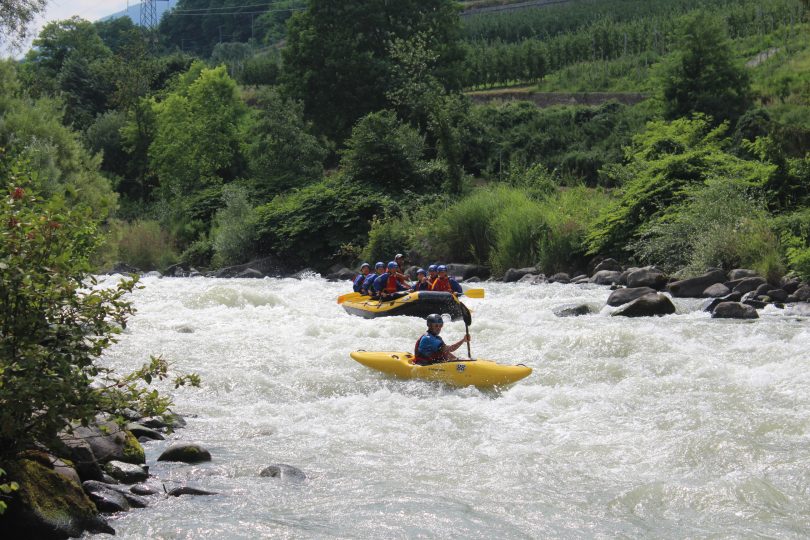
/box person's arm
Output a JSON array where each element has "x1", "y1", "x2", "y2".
[{"x1": 443, "y1": 334, "x2": 470, "y2": 355}]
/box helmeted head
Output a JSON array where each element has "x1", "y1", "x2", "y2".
[
  {"x1": 360, "y1": 262, "x2": 370, "y2": 273},
  {"x1": 387, "y1": 261, "x2": 398, "y2": 272},
  {"x1": 416, "y1": 268, "x2": 426, "y2": 278},
  {"x1": 428, "y1": 264, "x2": 437, "y2": 274},
  {"x1": 437, "y1": 265, "x2": 447, "y2": 274},
  {"x1": 375, "y1": 261, "x2": 385, "y2": 273},
  {"x1": 395, "y1": 253, "x2": 404, "y2": 264},
  {"x1": 426, "y1": 313, "x2": 444, "y2": 332}
]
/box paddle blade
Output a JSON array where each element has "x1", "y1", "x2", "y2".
[
  {"x1": 459, "y1": 301, "x2": 472, "y2": 327},
  {"x1": 463, "y1": 288, "x2": 485, "y2": 298},
  {"x1": 337, "y1": 292, "x2": 362, "y2": 304}
]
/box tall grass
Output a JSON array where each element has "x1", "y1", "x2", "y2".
[{"x1": 112, "y1": 220, "x2": 178, "y2": 271}]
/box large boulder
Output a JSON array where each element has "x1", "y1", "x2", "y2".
[
  {"x1": 55, "y1": 434, "x2": 103, "y2": 482},
  {"x1": 780, "y1": 277, "x2": 802, "y2": 294},
  {"x1": 667, "y1": 269, "x2": 726, "y2": 298},
  {"x1": 126, "y1": 423, "x2": 164, "y2": 441},
  {"x1": 701, "y1": 292, "x2": 743, "y2": 313},
  {"x1": 794, "y1": 285, "x2": 810, "y2": 302},
  {"x1": 702, "y1": 283, "x2": 731, "y2": 298},
  {"x1": 764, "y1": 289, "x2": 788, "y2": 303},
  {"x1": 65, "y1": 422, "x2": 145, "y2": 465},
  {"x1": 728, "y1": 269, "x2": 759, "y2": 281},
  {"x1": 712, "y1": 302, "x2": 759, "y2": 319},
  {"x1": 157, "y1": 443, "x2": 212, "y2": 464},
  {"x1": 590, "y1": 270, "x2": 622, "y2": 286},
  {"x1": 0, "y1": 459, "x2": 113, "y2": 539},
  {"x1": 502, "y1": 267, "x2": 537, "y2": 283},
  {"x1": 592, "y1": 258, "x2": 622, "y2": 273},
  {"x1": 611, "y1": 293, "x2": 676, "y2": 317},
  {"x1": 625, "y1": 266, "x2": 668, "y2": 290},
  {"x1": 548, "y1": 272, "x2": 571, "y2": 284},
  {"x1": 607, "y1": 287, "x2": 657, "y2": 307},
  {"x1": 445, "y1": 264, "x2": 490, "y2": 281},
  {"x1": 104, "y1": 461, "x2": 148, "y2": 484},
  {"x1": 732, "y1": 276, "x2": 768, "y2": 295}
]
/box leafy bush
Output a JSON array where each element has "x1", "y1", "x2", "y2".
[
  {"x1": 629, "y1": 178, "x2": 783, "y2": 278},
  {"x1": 211, "y1": 185, "x2": 256, "y2": 267},
  {"x1": 115, "y1": 219, "x2": 178, "y2": 271},
  {"x1": 0, "y1": 162, "x2": 198, "y2": 460},
  {"x1": 254, "y1": 175, "x2": 395, "y2": 270},
  {"x1": 362, "y1": 215, "x2": 414, "y2": 265},
  {"x1": 586, "y1": 115, "x2": 777, "y2": 259},
  {"x1": 537, "y1": 187, "x2": 612, "y2": 274}
]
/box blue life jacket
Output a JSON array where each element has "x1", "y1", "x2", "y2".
[
  {"x1": 361, "y1": 273, "x2": 379, "y2": 294},
  {"x1": 414, "y1": 332, "x2": 445, "y2": 365},
  {"x1": 353, "y1": 273, "x2": 367, "y2": 293}
]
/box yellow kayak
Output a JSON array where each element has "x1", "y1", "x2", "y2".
[{"x1": 350, "y1": 351, "x2": 532, "y2": 388}]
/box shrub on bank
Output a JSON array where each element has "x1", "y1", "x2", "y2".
[{"x1": 113, "y1": 219, "x2": 178, "y2": 271}]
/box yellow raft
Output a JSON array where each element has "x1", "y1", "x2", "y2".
[{"x1": 350, "y1": 351, "x2": 532, "y2": 388}]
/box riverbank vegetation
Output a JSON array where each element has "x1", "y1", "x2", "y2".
[{"x1": 0, "y1": 0, "x2": 808, "y2": 283}]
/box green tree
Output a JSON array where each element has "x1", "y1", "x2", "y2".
[
  {"x1": 0, "y1": 61, "x2": 117, "y2": 220},
  {"x1": 586, "y1": 115, "x2": 776, "y2": 259},
  {"x1": 658, "y1": 11, "x2": 752, "y2": 125},
  {"x1": 149, "y1": 64, "x2": 247, "y2": 201},
  {"x1": 340, "y1": 110, "x2": 433, "y2": 193},
  {"x1": 21, "y1": 17, "x2": 112, "y2": 98},
  {"x1": 282, "y1": 0, "x2": 464, "y2": 143},
  {"x1": 244, "y1": 88, "x2": 326, "y2": 199},
  {"x1": 0, "y1": 0, "x2": 47, "y2": 48}
]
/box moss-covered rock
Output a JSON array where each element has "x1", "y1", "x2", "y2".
[
  {"x1": 157, "y1": 443, "x2": 211, "y2": 464},
  {"x1": 0, "y1": 459, "x2": 114, "y2": 539},
  {"x1": 121, "y1": 431, "x2": 145, "y2": 465}
]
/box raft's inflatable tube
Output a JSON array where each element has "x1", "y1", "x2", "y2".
[
  {"x1": 350, "y1": 351, "x2": 532, "y2": 388},
  {"x1": 342, "y1": 291, "x2": 464, "y2": 320}
]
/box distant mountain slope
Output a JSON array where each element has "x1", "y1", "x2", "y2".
[{"x1": 101, "y1": 0, "x2": 180, "y2": 25}]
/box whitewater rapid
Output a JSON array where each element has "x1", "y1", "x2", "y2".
[{"x1": 90, "y1": 276, "x2": 810, "y2": 539}]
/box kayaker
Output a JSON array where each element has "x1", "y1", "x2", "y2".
[
  {"x1": 427, "y1": 264, "x2": 438, "y2": 285},
  {"x1": 362, "y1": 262, "x2": 385, "y2": 297},
  {"x1": 410, "y1": 268, "x2": 430, "y2": 292},
  {"x1": 413, "y1": 314, "x2": 470, "y2": 365},
  {"x1": 352, "y1": 262, "x2": 371, "y2": 293},
  {"x1": 374, "y1": 261, "x2": 409, "y2": 300},
  {"x1": 430, "y1": 265, "x2": 463, "y2": 295}
]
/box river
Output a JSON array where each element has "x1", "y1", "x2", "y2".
[{"x1": 90, "y1": 275, "x2": 810, "y2": 539}]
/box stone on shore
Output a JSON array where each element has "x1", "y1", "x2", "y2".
[
  {"x1": 104, "y1": 461, "x2": 149, "y2": 484},
  {"x1": 157, "y1": 443, "x2": 212, "y2": 464},
  {"x1": 625, "y1": 266, "x2": 668, "y2": 289},
  {"x1": 65, "y1": 422, "x2": 145, "y2": 465},
  {"x1": 728, "y1": 268, "x2": 759, "y2": 281},
  {"x1": 712, "y1": 302, "x2": 759, "y2": 319},
  {"x1": 126, "y1": 423, "x2": 165, "y2": 441},
  {"x1": 0, "y1": 459, "x2": 113, "y2": 539},
  {"x1": 794, "y1": 285, "x2": 810, "y2": 302},
  {"x1": 503, "y1": 267, "x2": 537, "y2": 283},
  {"x1": 590, "y1": 270, "x2": 622, "y2": 286},
  {"x1": 732, "y1": 276, "x2": 767, "y2": 295},
  {"x1": 593, "y1": 258, "x2": 622, "y2": 273},
  {"x1": 701, "y1": 292, "x2": 743, "y2": 313},
  {"x1": 611, "y1": 293, "x2": 676, "y2": 317},
  {"x1": 446, "y1": 264, "x2": 490, "y2": 281},
  {"x1": 548, "y1": 272, "x2": 571, "y2": 284},
  {"x1": 260, "y1": 464, "x2": 307, "y2": 481},
  {"x1": 607, "y1": 287, "x2": 657, "y2": 307},
  {"x1": 667, "y1": 270, "x2": 726, "y2": 298}
]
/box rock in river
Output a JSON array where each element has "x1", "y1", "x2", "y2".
[
  {"x1": 157, "y1": 443, "x2": 212, "y2": 464},
  {"x1": 611, "y1": 293, "x2": 676, "y2": 317}
]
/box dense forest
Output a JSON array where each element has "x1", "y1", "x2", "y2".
[{"x1": 2, "y1": 0, "x2": 810, "y2": 281}]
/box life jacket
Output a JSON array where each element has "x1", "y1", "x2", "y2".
[
  {"x1": 413, "y1": 333, "x2": 444, "y2": 365},
  {"x1": 383, "y1": 273, "x2": 400, "y2": 293},
  {"x1": 412, "y1": 280, "x2": 430, "y2": 292},
  {"x1": 353, "y1": 273, "x2": 367, "y2": 292},
  {"x1": 430, "y1": 276, "x2": 453, "y2": 292}
]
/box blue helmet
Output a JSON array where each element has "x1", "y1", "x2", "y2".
[
  {"x1": 375, "y1": 262, "x2": 384, "y2": 269},
  {"x1": 428, "y1": 264, "x2": 437, "y2": 272},
  {"x1": 360, "y1": 262, "x2": 370, "y2": 270},
  {"x1": 416, "y1": 268, "x2": 426, "y2": 276},
  {"x1": 437, "y1": 265, "x2": 447, "y2": 272},
  {"x1": 387, "y1": 261, "x2": 398, "y2": 270}
]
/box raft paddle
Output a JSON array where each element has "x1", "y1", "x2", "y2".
[
  {"x1": 337, "y1": 292, "x2": 363, "y2": 304},
  {"x1": 463, "y1": 288, "x2": 485, "y2": 299}
]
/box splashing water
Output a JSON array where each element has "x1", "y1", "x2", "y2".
[{"x1": 92, "y1": 276, "x2": 810, "y2": 538}]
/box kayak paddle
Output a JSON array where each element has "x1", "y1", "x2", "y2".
[{"x1": 459, "y1": 300, "x2": 473, "y2": 359}]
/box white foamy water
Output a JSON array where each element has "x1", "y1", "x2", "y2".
[{"x1": 88, "y1": 276, "x2": 810, "y2": 539}]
